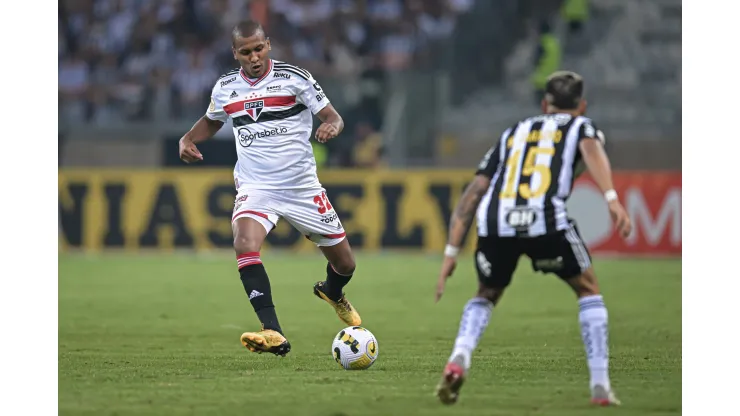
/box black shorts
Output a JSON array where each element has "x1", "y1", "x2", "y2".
[{"x1": 474, "y1": 222, "x2": 592, "y2": 288}]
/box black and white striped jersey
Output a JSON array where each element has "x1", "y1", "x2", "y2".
[{"x1": 475, "y1": 113, "x2": 606, "y2": 238}]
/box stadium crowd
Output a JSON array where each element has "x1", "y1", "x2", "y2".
[{"x1": 59, "y1": 0, "x2": 472, "y2": 122}]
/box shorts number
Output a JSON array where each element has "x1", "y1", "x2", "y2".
[
  {"x1": 313, "y1": 192, "x2": 333, "y2": 214},
  {"x1": 500, "y1": 146, "x2": 556, "y2": 199}
]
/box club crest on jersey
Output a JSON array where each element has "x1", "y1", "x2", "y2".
[{"x1": 244, "y1": 101, "x2": 264, "y2": 121}]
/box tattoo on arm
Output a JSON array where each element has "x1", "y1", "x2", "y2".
[{"x1": 448, "y1": 176, "x2": 490, "y2": 246}]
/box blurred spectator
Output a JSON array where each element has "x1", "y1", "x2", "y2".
[
  {"x1": 59, "y1": 52, "x2": 90, "y2": 122},
  {"x1": 352, "y1": 122, "x2": 385, "y2": 168},
  {"x1": 561, "y1": 0, "x2": 589, "y2": 35},
  {"x1": 530, "y1": 21, "x2": 562, "y2": 105}
]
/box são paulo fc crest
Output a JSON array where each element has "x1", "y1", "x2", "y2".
[{"x1": 244, "y1": 100, "x2": 264, "y2": 121}]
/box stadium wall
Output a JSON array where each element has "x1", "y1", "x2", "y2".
[{"x1": 58, "y1": 169, "x2": 681, "y2": 256}]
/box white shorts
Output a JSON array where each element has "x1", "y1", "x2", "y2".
[{"x1": 231, "y1": 187, "x2": 346, "y2": 247}]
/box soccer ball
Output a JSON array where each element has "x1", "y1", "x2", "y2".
[{"x1": 331, "y1": 326, "x2": 378, "y2": 370}]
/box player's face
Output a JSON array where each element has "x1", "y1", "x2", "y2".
[{"x1": 232, "y1": 34, "x2": 271, "y2": 78}]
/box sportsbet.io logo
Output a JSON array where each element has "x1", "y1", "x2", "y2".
[{"x1": 237, "y1": 127, "x2": 289, "y2": 148}]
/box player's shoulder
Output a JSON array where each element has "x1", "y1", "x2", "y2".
[
  {"x1": 214, "y1": 68, "x2": 241, "y2": 89},
  {"x1": 271, "y1": 60, "x2": 314, "y2": 82},
  {"x1": 574, "y1": 116, "x2": 606, "y2": 144}
]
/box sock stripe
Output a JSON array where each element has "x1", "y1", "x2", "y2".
[
  {"x1": 579, "y1": 300, "x2": 605, "y2": 307},
  {"x1": 237, "y1": 252, "x2": 262, "y2": 269}
]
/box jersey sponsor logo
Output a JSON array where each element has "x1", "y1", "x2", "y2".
[
  {"x1": 229, "y1": 91, "x2": 238, "y2": 99},
  {"x1": 237, "y1": 126, "x2": 289, "y2": 147},
  {"x1": 320, "y1": 213, "x2": 338, "y2": 224},
  {"x1": 244, "y1": 100, "x2": 265, "y2": 121},
  {"x1": 316, "y1": 91, "x2": 326, "y2": 102},
  {"x1": 267, "y1": 85, "x2": 281, "y2": 93},
  {"x1": 505, "y1": 207, "x2": 537, "y2": 229},
  {"x1": 220, "y1": 76, "x2": 237, "y2": 87},
  {"x1": 313, "y1": 81, "x2": 322, "y2": 91},
  {"x1": 274, "y1": 72, "x2": 291, "y2": 79}
]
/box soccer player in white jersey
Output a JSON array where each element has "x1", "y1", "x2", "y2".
[{"x1": 178, "y1": 20, "x2": 361, "y2": 357}]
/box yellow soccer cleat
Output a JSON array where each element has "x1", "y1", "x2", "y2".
[
  {"x1": 313, "y1": 281, "x2": 362, "y2": 326},
  {"x1": 240, "y1": 327, "x2": 291, "y2": 357}
]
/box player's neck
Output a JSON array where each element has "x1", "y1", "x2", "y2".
[
  {"x1": 546, "y1": 107, "x2": 580, "y2": 117},
  {"x1": 241, "y1": 59, "x2": 271, "y2": 79}
]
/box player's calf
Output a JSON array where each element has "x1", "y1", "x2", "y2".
[
  {"x1": 314, "y1": 240, "x2": 361, "y2": 326},
  {"x1": 234, "y1": 218, "x2": 284, "y2": 337},
  {"x1": 319, "y1": 239, "x2": 356, "y2": 301},
  {"x1": 565, "y1": 268, "x2": 615, "y2": 402}
]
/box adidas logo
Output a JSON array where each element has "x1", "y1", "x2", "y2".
[
  {"x1": 248, "y1": 290, "x2": 264, "y2": 300},
  {"x1": 230, "y1": 90, "x2": 238, "y2": 99}
]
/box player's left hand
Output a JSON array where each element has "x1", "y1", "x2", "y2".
[
  {"x1": 315, "y1": 123, "x2": 339, "y2": 143},
  {"x1": 435, "y1": 256, "x2": 457, "y2": 303}
]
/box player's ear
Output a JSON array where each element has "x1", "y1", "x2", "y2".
[
  {"x1": 266, "y1": 37, "x2": 272, "y2": 51},
  {"x1": 540, "y1": 98, "x2": 548, "y2": 114},
  {"x1": 578, "y1": 99, "x2": 587, "y2": 115},
  {"x1": 232, "y1": 46, "x2": 238, "y2": 60}
]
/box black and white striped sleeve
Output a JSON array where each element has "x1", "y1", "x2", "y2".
[
  {"x1": 475, "y1": 127, "x2": 510, "y2": 177},
  {"x1": 578, "y1": 119, "x2": 606, "y2": 146}
]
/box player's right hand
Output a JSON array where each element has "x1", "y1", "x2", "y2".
[
  {"x1": 435, "y1": 256, "x2": 457, "y2": 303},
  {"x1": 179, "y1": 138, "x2": 203, "y2": 163},
  {"x1": 608, "y1": 200, "x2": 632, "y2": 239}
]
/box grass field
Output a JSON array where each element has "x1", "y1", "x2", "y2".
[{"x1": 59, "y1": 252, "x2": 681, "y2": 416}]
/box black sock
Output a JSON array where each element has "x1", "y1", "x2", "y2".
[
  {"x1": 239, "y1": 262, "x2": 283, "y2": 334},
  {"x1": 325, "y1": 262, "x2": 352, "y2": 301}
]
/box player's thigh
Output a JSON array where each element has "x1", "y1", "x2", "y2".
[
  {"x1": 525, "y1": 223, "x2": 593, "y2": 281},
  {"x1": 475, "y1": 236, "x2": 522, "y2": 289},
  {"x1": 231, "y1": 191, "x2": 280, "y2": 252},
  {"x1": 280, "y1": 188, "x2": 347, "y2": 247}
]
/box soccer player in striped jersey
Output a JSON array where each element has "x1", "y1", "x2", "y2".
[
  {"x1": 178, "y1": 20, "x2": 361, "y2": 357},
  {"x1": 434, "y1": 71, "x2": 631, "y2": 406}
]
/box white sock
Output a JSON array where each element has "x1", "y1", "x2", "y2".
[
  {"x1": 449, "y1": 297, "x2": 494, "y2": 371},
  {"x1": 578, "y1": 295, "x2": 611, "y2": 391}
]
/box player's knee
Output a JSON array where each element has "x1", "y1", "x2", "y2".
[
  {"x1": 332, "y1": 257, "x2": 356, "y2": 276},
  {"x1": 476, "y1": 285, "x2": 505, "y2": 304},
  {"x1": 233, "y1": 235, "x2": 262, "y2": 254}
]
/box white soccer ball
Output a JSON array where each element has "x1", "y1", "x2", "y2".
[{"x1": 331, "y1": 326, "x2": 378, "y2": 370}]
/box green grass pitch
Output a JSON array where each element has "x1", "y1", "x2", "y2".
[{"x1": 59, "y1": 252, "x2": 681, "y2": 415}]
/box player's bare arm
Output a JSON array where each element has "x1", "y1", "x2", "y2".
[
  {"x1": 315, "y1": 104, "x2": 344, "y2": 143},
  {"x1": 579, "y1": 138, "x2": 632, "y2": 238},
  {"x1": 436, "y1": 174, "x2": 491, "y2": 302},
  {"x1": 179, "y1": 116, "x2": 224, "y2": 163},
  {"x1": 449, "y1": 175, "x2": 491, "y2": 247}
]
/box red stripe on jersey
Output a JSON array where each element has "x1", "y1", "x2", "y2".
[{"x1": 223, "y1": 96, "x2": 297, "y2": 115}]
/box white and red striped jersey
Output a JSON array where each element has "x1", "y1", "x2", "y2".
[{"x1": 205, "y1": 59, "x2": 330, "y2": 190}]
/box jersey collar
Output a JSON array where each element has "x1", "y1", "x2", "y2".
[{"x1": 239, "y1": 59, "x2": 273, "y2": 87}]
